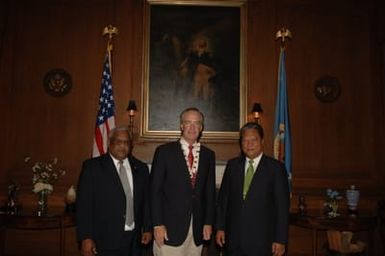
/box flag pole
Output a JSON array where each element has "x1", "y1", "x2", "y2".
[{"x1": 273, "y1": 27, "x2": 293, "y2": 198}]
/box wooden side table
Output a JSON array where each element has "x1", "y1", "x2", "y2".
[{"x1": 0, "y1": 213, "x2": 75, "y2": 256}]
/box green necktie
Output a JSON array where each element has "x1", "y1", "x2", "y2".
[{"x1": 243, "y1": 160, "x2": 254, "y2": 199}]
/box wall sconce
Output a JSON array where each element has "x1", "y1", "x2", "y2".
[
  {"x1": 251, "y1": 102, "x2": 263, "y2": 123},
  {"x1": 126, "y1": 99, "x2": 137, "y2": 137}
]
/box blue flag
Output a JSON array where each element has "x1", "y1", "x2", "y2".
[{"x1": 273, "y1": 47, "x2": 292, "y2": 187}]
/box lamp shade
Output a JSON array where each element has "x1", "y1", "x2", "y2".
[
  {"x1": 127, "y1": 100, "x2": 137, "y2": 111},
  {"x1": 251, "y1": 103, "x2": 263, "y2": 113}
]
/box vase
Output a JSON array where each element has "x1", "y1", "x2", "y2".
[
  {"x1": 346, "y1": 185, "x2": 360, "y2": 215},
  {"x1": 297, "y1": 195, "x2": 307, "y2": 216},
  {"x1": 37, "y1": 189, "x2": 49, "y2": 216}
]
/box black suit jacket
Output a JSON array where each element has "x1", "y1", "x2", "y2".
[
  {"x1": 76, "y1": 154, "x2": 151, "y2": 251},
  {"x1": 150, "y1": 141, "x2": 216, "y2": 246},
  {"x1": 217, "y1": 154, "x2": 289, "y2": 255}
]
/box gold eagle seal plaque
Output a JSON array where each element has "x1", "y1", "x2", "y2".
[{"x1": 43, "y1": 69, "x2": 72, "y2": 97}]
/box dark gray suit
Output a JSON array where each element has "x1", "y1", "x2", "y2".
[
  {"x1": 150, "y1": 141, "x2": 216, "y2": 246},
  {"x1": 216, "y1": 154, "x2": 290, "y2": 256},
  {"x1": 76, "y1": 154, "x2": 151, "y2": 254}
]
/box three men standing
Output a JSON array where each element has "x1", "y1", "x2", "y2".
[{"x1": 76, "y1": 110, "x2": 289, "y2": 256}]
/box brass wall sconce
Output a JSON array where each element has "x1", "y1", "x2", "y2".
[
  {"x1": 251, "y1": 103, "x2": 263, "y2": 123},
  {"x1": 127, "y1": 100, "x2": 137, "y2": 115}
]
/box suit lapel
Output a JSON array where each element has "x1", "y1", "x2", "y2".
[
  {"x1": 174, "y1": 141, "x2": 193, "y2": 188},
  {"x1": 101, "y1": 154, "x2": 125, "y2": 196},
  {"x1": 231, "y1": 157, "x2": 245, "y2": 201},
  {"x1": 254, "y1": 154, "x2": 266, "y2": 176},
  {"x1": 195, "y1": 146, "x2": 205, "y2": 187},
  {"x1": 128, "y1": 156, "x2": 139, "y2": 194}
]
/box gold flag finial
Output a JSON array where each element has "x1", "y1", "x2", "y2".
[
  {"x1": 103, "y1": 25, "x2": 118, "y2": 52},
  {"x1": 102, "y1": 25, "x2": 118, "y2": 73},
  {"x1": 275, "y1": 27, "x2": 292, "y2": 47},
  {"x1": 103, "y1": 25, "x2": 118, "y2": 39}
]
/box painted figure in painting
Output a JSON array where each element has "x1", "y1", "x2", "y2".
[{"x1": 179, "y1": 33, "x2": 217, "y2": 101}]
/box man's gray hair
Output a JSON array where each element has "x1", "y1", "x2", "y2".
[
  {"x1": 179, "y1": 107, "x2": 205, "y2": 126},
  {"x1": 109, "y1": 126, "x2": 129, "y2": 142}
]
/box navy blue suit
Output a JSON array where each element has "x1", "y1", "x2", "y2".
[
  {"x1": 76, "y1": 154, "x2": 151, "y2": 254},
  {"x1": 216, "y1": 154, "x2": 289, "y2": 256}
]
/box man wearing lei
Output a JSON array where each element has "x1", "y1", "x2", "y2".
[{"x1": 150, "y1": 107, "x2": 216, "y2": 256}]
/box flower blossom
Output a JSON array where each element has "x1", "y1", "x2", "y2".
[{"x1": 25, "y1": 156, "x2": 66, "y2": 194}]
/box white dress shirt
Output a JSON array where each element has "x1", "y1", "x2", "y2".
[{"x1": 110, "y1": 154, "x2": 135, "y2": 231}]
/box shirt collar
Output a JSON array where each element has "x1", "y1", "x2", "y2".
[
  {"x1": 180, "y1": 137, "x2": 199, "y2": 148},
  {"x1": 109, "y1": 154, "x2": 128, "y2": 166},
  {"x1": 246, "y1": 152, "x2": 263, "y2": 165}
]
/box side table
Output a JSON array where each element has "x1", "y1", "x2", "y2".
[
  {"x1": 0, "y1": 213, "x2": 75, "y2": 256},
  {"x1": 289, "y1": 212, "x2": 377, "y2": 256}
]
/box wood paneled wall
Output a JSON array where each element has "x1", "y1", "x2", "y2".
[{"x1": 0, "y1": 0, "x2": 384, "y2": 255}]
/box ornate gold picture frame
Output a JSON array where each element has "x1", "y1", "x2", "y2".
[{"x1": 141, "y1": 0, "x2": 247, "y2": 140}]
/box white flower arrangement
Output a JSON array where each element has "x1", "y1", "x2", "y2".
[{"x1": 24, "y1": 156, "x2": 66, "y2": 194}]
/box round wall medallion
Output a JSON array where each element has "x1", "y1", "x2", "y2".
[
  {"x1": 43, "y1": 69, "x2": 72, "y2": 97},
  {"x1": 314, "y1": 75, "x2": 341, "y2": 103}
]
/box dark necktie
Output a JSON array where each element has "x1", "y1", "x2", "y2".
[
  {"x1": 243, "y1": 160, "x2": 254, "y2": 199},
  {"x1": 119, "y1": 160, "x2": 134, "y2": 226},
  {"x1": 188, "y1": 145, "x2": 196, "y2": 187}
]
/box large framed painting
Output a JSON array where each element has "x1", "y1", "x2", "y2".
[{"x1": 141, "y1": 0, "x2": 247, "y2": 140}]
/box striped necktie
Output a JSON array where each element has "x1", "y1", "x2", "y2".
[{"x1": 119, "y1": 160, "x2": 134, "y2": 226}]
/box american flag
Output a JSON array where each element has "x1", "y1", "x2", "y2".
[{"x1": 92, "y1": 52, "x2": 116, "y2": 157}]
